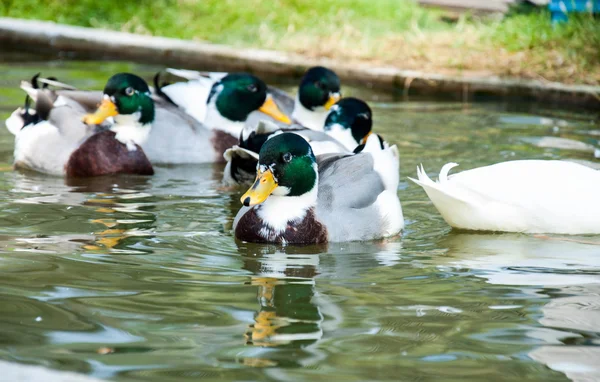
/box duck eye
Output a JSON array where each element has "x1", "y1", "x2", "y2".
[
  {"x1": 124, "y1": 87, "x2": 135, "y2": 96},
  {"x1": 282, "y1": 152, "x2": 293, "y2": 163},
  {"x1": 358, "y1": 113, "x2": 370, "y2": 120},
  {"x1": 315, "y1": 81, "x2": 325, "y2": 90},
  {"x1": 247, "y1": 84, "x2": 258, "y2": 93}
]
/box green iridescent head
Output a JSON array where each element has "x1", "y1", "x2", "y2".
[
  {"x1": 241, "y1": 133, "x2": 317, "y2": 206},
  {"x1": 298, "y1": 66, "x2": 341, "y2": 111},
  {"x1": 84, "y1": 73, "x2": 155, "y2": 125},
  {"x1": 208, "y1": 73, "x2": 291, "y2": 123}
]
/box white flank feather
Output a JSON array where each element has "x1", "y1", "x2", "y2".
[
  {"x1": 410, "y1": 160, "x2": 600, "y2": 234},
  {"x1": 13, "y1": 121, "x2": 83, "y2": 176}
]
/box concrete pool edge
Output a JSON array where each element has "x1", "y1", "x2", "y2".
[{"x1": 0, "y1": 17, "x2": 598, "y2": 109}]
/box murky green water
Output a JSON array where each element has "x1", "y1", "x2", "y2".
[{"x1": 0, "y1": 55, "x2": 599, "y2": 381}]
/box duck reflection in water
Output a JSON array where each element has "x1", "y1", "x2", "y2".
[{"x1": 239, "y1": 243, "x2": 328, "y2": 349}]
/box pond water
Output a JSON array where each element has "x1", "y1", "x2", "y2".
[{"x1": 0, "y1": 55, "x2": 599, "y2": 382}]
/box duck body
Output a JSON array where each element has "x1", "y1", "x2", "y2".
[
  {"x1": 66, "y1": 130, "x2": 153, "y2": 177},
  {"x1": 233, "y1": 133, "x2": 403, "y2": 244},
  {"x1": 7, "y1": 84, "x2": 99, "y2": 176},
  {"x1": 7, "y1": 73, "x2": 160, "y2": 178},
  {"x1": 139, "y1": 97, "x2": 220, "y2": 163},
  {"x1": 410, "y1": 160, "x2": 600, "y2": 234}
]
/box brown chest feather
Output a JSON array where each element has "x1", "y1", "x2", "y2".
[
  {"x1": 235, "y1": 208, "x2": 328, "y2": 244},
  {"x1": 66, "y1": 131, "x2": 154, "y2": 178}
]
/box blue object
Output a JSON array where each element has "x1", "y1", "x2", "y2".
[{"x1": 549, "y1": 0, "x2": 600, "y2": 23}]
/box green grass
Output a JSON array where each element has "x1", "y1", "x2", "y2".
[{"x1": 1, "y1": 0, "x2": 598, "y2": 85}]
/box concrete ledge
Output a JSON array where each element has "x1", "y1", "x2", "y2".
[{"x1": 0, "y1": 18, "x2": 598, "y2": 109}]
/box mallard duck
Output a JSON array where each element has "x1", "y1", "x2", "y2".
[
  {"x1": 11, "y1": 73, "x2": 287, "y2": 165},
  {"x1": 7, "y1": 73, "x2": 157, "y2": 177},
  {"x1": 223, "y1": 97, "x2": 376, "y2": 185},
  {"x1": 156, "y1": 66, "x2": 340, "y2": 131},
  {"x1": 410, "y1": 160, "x2": 600, "y2": 234},
  {"x1": 233, "y1": 132, "x2": 403, "y2": 244},
  {"x1": 291, "y1": 66, "x2": 341, "y2": 131},
  {"x1": 147, "y1": 72, "x2": 291, "y2": 163}
]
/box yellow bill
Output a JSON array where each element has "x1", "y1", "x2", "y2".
[
  {"x1": 324, "y1": 92, "x2": 341, "y2": 110},
  {"x1": 360, "y1": 131, "x2": 372, "y2": 145},
  {"x1": 259, "y1": 95, "x2": 291, "y2": 124},
  {"x1": 241, "y1": 169, "x2": 278, "y2": 206},
  {"x1": 83, "y1": 98, "x2": 118, "y2": 125}
]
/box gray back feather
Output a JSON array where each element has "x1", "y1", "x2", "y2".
[
  {"x1": 56, "y1": 90, "x2": 103, "y2": 113},
  {"x1": 317, "y1": 153, "x2": 385, "y2": 211}
]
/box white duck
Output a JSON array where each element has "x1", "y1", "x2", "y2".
[{"x1": 410, "y1": 160, "x2": 600, "y2": 234}]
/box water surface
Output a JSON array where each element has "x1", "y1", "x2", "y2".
[{"x1": 0, "y1": 56, "x2": 599, "y2": 381}]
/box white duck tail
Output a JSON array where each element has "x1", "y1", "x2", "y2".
[{"x1": 410, "y1": 160, "x2": 600, "y2": 234}]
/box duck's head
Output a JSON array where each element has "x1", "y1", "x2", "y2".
[
  {"x1": 298, "y1": 67, "x2": 341, "y2": 112},
  {"x1": 206, "y1": 73, "x2": 291, "y2": 129},
  {"x1": 324, "y1": 97, "x2": 372, "y2": 151},
  {"x1": 241, "y1": 133, "x2": 317, "y2": 207},
  {"x1": 84, "y1": 73, "x2": 155, "y2": 126}
]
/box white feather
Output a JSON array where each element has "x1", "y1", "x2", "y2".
[
  {"x1": 5, "y1": 108, "x2": 28, "y2": 135},
  {"x1": 368, "y1": 139, "x2": 404, "y2": 236},
  {"x1": 110, "y1": 114, "x2": 151, "y2": 151},
  {"x1": 13, "y1": 121, "x2": 85, "y2": 176},
  {"x1": 410, "y1": 160, "x2": 600, "y2": 234},
  {"x1": 160, "y1": 79, "x2": 213, "y2": 123},
  {"x1": 257, "y1": 188, "x2": 318, "y2": 234},
  {"x1": 165, "y1": 68, "x2": 227, "y2": 81},
  {"x1": 291, "y1": 94, "x2": 328, "y2": 131},
  {"x1": 325, "y1": 123, "x2": 357, "y2": 151}
]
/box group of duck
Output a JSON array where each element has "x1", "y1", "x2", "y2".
[{"x1": 5, "y1": 66, "x2": 600, "y2": 244}]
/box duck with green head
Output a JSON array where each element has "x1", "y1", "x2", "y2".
[
  {"x1": 5, "y1": 73, "x2": 153, "y2": 177},
  {"x1": 68, "y1": 72, "x2": 156, "y2": 177},
  {"x1": 155, "y1": 66, "x2": 341, "y2": 132},
  {"x1": 233, "y1": 132, "x2": 403, "y2": 244},
  {"x1": 145, "y1": 72, "x2": 291, "y2": 164},
  {"x1": 291, "y1": 66, "x2": 341, "y2": 130},
  {"x1": 223, "y1": 98, "x2": 381, "y2": 186}
]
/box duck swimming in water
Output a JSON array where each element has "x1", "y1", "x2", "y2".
[
  {"x1": 147, "y1": 72, "x2": 292, "y2": 163},
  {"x1": 6, "y1": 73, "x2": 156, "y2": 177},
  {"x1": 223, "y1": 97, "x2": 379, "y2": 186},
  {"x1": 233, "y1": 132, "x2": 403, "y2": 244},
  {"x1": 410, "y1": 160, "x2": 600, "y2": 234}
]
